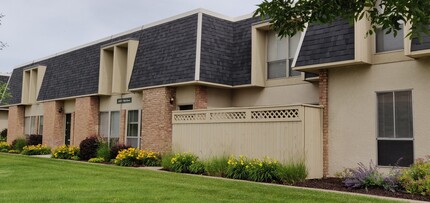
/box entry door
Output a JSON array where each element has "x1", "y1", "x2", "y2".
[{"x1": 65, "y1": 114, "x2": 71, "y2": 145}]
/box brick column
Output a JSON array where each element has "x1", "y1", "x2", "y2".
[
  {"x1": 319, "y1": 69, "x2": 329, "y2": 177},
  {"x1": 7, "y1": 105, "x2": 25, "y2": 144},
  {"x1": 194, "y1": 86, "x2": 208, "y2": 109},
  {"x1": 141, "y1": 87, "x2": 175, "y2": 152},
  {"x1": 119, "y1": 109, "x2": 126, "y2": 145},
  {"x1": 74, "y1": 96, "x2": 99, "y2": 146},
  {"x1": 43, "y1": 101, "x2": 65, "y2": 147}
]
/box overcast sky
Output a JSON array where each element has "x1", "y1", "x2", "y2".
[{"x1": 0, "y1": 0, "x2": 262, "y2": 73}]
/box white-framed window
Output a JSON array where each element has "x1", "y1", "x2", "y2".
[
  {"x1": 375, "y1": 25, "x2": 404, "y2": 53},
  {"x1": 126, "y1": 110, "x2": 140, "y2": 148},
  {"x1": 377, "y1": 90, "x2": 413, "y2": 167},
  {"x1": 38, "y1": 115, "x2": 43, "y2": 135},
  {"x1": 267, "y1": 31, "x2": 302, "y2": 79},
  {"x1": 99, "y1": 111, "x2": 120, "y2": 147},
  {"x1": 24, "y1": 116, "x2": 38, "y2": 136}
]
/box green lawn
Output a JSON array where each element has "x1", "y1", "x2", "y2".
[{"x1": 0, "y1": 153, "x2": 401, "y2": 203}]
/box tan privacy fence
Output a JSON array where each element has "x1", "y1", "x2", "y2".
[{"x1": 172, "y1": 104, "x2": 323, "y2": 179}]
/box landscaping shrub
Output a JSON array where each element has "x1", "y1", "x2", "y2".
[
  {"x1": 344, "y1": 160, "x2": 400, "y2": 192},
  {"x1": 52, "y1": 145, "x2": 80, "y2": 160},
  {"x1": 226, "y1": 155, "x2": 249, "y2": 180},
  {"x1": 247, "y1": 157, "x2": 282, "y2": 183},
  {"x1": 21, "y1": 144, "x2": 51, "y2": 155},
  {"x1": 278, "y1": 161, "x2": 308, "y2": 184},
  {"x1": 27, "y1": 134, "x2": 43, "y2": 146},
  {"x1": 114, "y1": 148, "x2": 161, "y2": 167},
  {"x1": 161, "y1": 153, "x2": 174, "y2": 171},
  {"x1": 12, "y1": 138, "x2": 27, "y2": 152},
  {"x1": 88, "y1": 157, "x2": 105, "y2": 163},
  {"x1": 399, "y1": 156, "x2": 430, "y2": 196},
  {"x1": 170, "y1": 153, "x2": 199, "y2": 173},
  {"x1": 8, "y1": 149, "x2": 20, "y2": 154},
  {"x1": 204, "y1": 156, "x2": 228, "y2": 177},
  {"x1": 110, "y1": 144, "x2": 131, "y2": 160},
  {"x1": 0, "y1": 141, "x2": 11, "y2": 152},
  {"x1": 96, "y1": 142, "x2": 111, "y2": 162},
  {"x1": 0, "y1": 128, "x2": 6, "y2": 142},
  {"x1": 79, "y1": 136, "x2": 100, "y2": 160},
  {"x1": 189, "y1": 161, "x2": 206, "y2": 174}
]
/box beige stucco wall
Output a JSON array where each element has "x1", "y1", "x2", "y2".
[
  {"x1": 207, "y1": 88, "x2": 231, "y2": 108},
  {"x1": 0, "y1": 110, "x2": 8, "y2": 130},
  {"x1": 175, "y1": 86, "x2": 195, "y2": 106},
  {"x1": 64, "y1": 99, "x2": 75, "y2": 113},
  {"x1": 99, "y1": 93, "x2": 142, "y2": 111},
  {"x1": 24, "y1": 103, "x2": 44, "y2": 116},
  {"x1": 328, "y1": 56, "x2": 430, "y2": 175},
  {"x1": 232, "y1": 83, "x2": 319, "y2": 107}
]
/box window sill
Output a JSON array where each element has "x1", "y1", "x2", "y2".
[
  {"x1": 265, "y1": 76, "x2": 308, "y2": 87},
  {"x1": 372, "y1": 50, "x2": 413, "y2": 65}
]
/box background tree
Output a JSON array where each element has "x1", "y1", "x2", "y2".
[
  {"x1": 254, "y1": 0, "x2": 430, "y2": 39},
  {"x1": 0, "y1": 13, "x2": 6, "y2": 50},
  {"x1": 0, "y1": 81, "x2": 11, "y2": 105}
]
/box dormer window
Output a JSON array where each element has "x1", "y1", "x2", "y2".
[
  {"x1": 21, "y1": 65, "x2": 46, "y2": 104},
  {"x1": 266, "y1": 31, "x2": 302, "y2": 79},
  {"x1": 99, "y1": 40, "x2": 139, "y2": 95},
  {"x1": 375, "y1": 25, "x2": 404, "y2": 53}
]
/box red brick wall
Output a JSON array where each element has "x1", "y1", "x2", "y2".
[
  {"x1": 319, "y1": 69, "x2": 329, "y2": 177},
  {"x1": 194, "y1": 86, "x2": 208, "y2": 109},
  {"x1": 74, "y1": 96, "x2": 99, "y2": 146},
  {"x1": 43, "y1": 101, "x2": 65, "y2": 147},
  {"x1": 7, "y1": 105, "x2": 25, "y2": 144},
  {"x1": 141, "y1": 87, "x2": 175, "y2": 152}
]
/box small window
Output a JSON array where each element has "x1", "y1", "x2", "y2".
[
  {"x1": 178, "y1": 105, "x2": 193, "y2": 110},
  {"x1": 109, "y1": 111, "x2": 120, "y2": 146},
  {"x1": 267, "y1": 31, "x2": 301, "y2": 79},
  {"x1": 376, "y1": 25, "x2": 404, "y2": 53},
  {"x1": 99, "y1": 112, "x2": 109, "y2": 140},
  {"x1": 38, "y1": 116, "x2": 44, "y2": 135},
  {"x1": 126, "y1": 110, "x2": 140, "y2": 148},
  {"x1": 377, "y1": 91, "x2": 413, "y2": 166},
  {"x1": 24, "y1": 116, "x2": 37, "y2": 136}
]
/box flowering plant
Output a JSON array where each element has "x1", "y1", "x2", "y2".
[
  {"x1": 115, "y1": 148, "x2": 161, "y2": 167},
  {"x1": 52, "y1": 145, "x2": 80, "y2": 160},
  {"x1": 170, "y1": 152, "x2": 199, "y2": 173},
  {"x1": 21, "y1": 144, "x2": 51, "y2": 155},
  {"x1": 0, "y1": 141, "x2": 11, "y2": 152}
]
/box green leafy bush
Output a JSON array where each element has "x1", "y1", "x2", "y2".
[
  {"x1": 189, "y1": 161, "x2": 206, "y2": 174},
  {"x1": 110, "y1": 144, "x2": 131, "y2": 161},
  {"x1": 12, "y1": 138, "x2": 27, "y2": 152},
  {"x1": 170, "y1": 153, "x2": 199, "y2": 173},
  {"x1": 8, "y1": 149, "x2": 20, "y2": 154},
  {"x1": 226, "y1": 155, "x2": 249, "y2": 180},
  {"x1": 88, "y1": 157, "x2": 105, "y2": 163},
  {"x1": 52, "y1": 145, "x2": 80, "y2": 160},
  {"x1": 278, "y1": 161, "x2": 308, "y2": 184},
  {"x1": 96, "y1": 142, "x2": 111, "y2": 162},
  {"x1": 161, "y1": 153, "x2": 174, "y2": 171},
  {"x1": 204, "y1": 156, "x2": 228, "y2": 177},
  {"x1": 399, "y1": 156, "x2": 430, "y2": 196},
  {"x1": 0, "y1": 141, "x2": 11, "y2": 152},
  {"x1": 21, "y1": 144, "x2": 51, "y2": 155},
  {"x1": 0, "y1": 129, "x2": 7, "y2": 142},
  {"x1": 79, "y1": 136, "x2": 100, "y2": 160},
  {"x1": 114, "y1": 148, "x2": 161, "y2": 167}
]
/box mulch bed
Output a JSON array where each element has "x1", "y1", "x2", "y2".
[{"x1": 292, "y1": 178, "x2": 430, "y2": 202}]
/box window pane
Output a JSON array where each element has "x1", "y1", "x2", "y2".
[
  {"x1": 110, "y1": 111, "x2": 120, "y2": 138},
  {"x1": 179, "y1": 105, "x2": 193, "y2": 110},
  {"x1": 395, "y1": 91, "x2": 413, "y2": 138},
  {"x1": 376, "y1": 25, "x2": 404, "y2": 53},
  {"x1": 127, "y1": 138, "x2": 138, "y2": 148},
  {"x1": 377, "y1": 92, "x2": 394, "y2": 138},
  {"x1": 127, "y1": 124, "x2": 138, "y2": 137},
  {"x1": 267, "y1": 31, "x2": 287, "y2": 62},
  {"x1": 128, "y1": 110, "x2": 138, "y2": 123},
  {"x1": 30, "y1": 116, "x2": 37, "y2": 134},
  {"x1": 288, "y1": 59, "x2": 301, "y2": 77},
  {"x1": 24, "y1": 117, "x2": 31, "y2": 135},
  {"x1": 99, "y1": 112, "x2": 109, "y2": 139},
  {"x1": 268, "y1": 60, "x2": 286, "y2": 79},
  {"x1": 38, "y1": 116, "x2": 44, "y2": 135},
  {"x1": 378, "y1": 140, "x2": 413, "y2": 167},
  {"x1": 289, "y1": 33, "x2": 301, "y2": 58}
]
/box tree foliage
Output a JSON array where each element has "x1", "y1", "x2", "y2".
[
  {"x1": 254, "y1": 0, "x2": 430, "y2": 39},
  {"x1": 0, "y1": 13, "x2": 6, "y2": 50},
  {"x1": 0, "y1": 81, "x2": 11, "y2": 105}
]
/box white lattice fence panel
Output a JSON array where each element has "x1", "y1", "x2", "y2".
[
  {"x1": 210, "y1": 112, "x2": 246, "y2": 121},
  {"x1": 251, "y1": 109, "x2": 299, "y2": 120},
  {"x1": 173, "y1": 113, "x2": 206, "y2": 122}
]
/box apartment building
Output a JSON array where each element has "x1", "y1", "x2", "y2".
[{"x1": 3, "y1": 8, "x2": 428, "y2": 177}]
